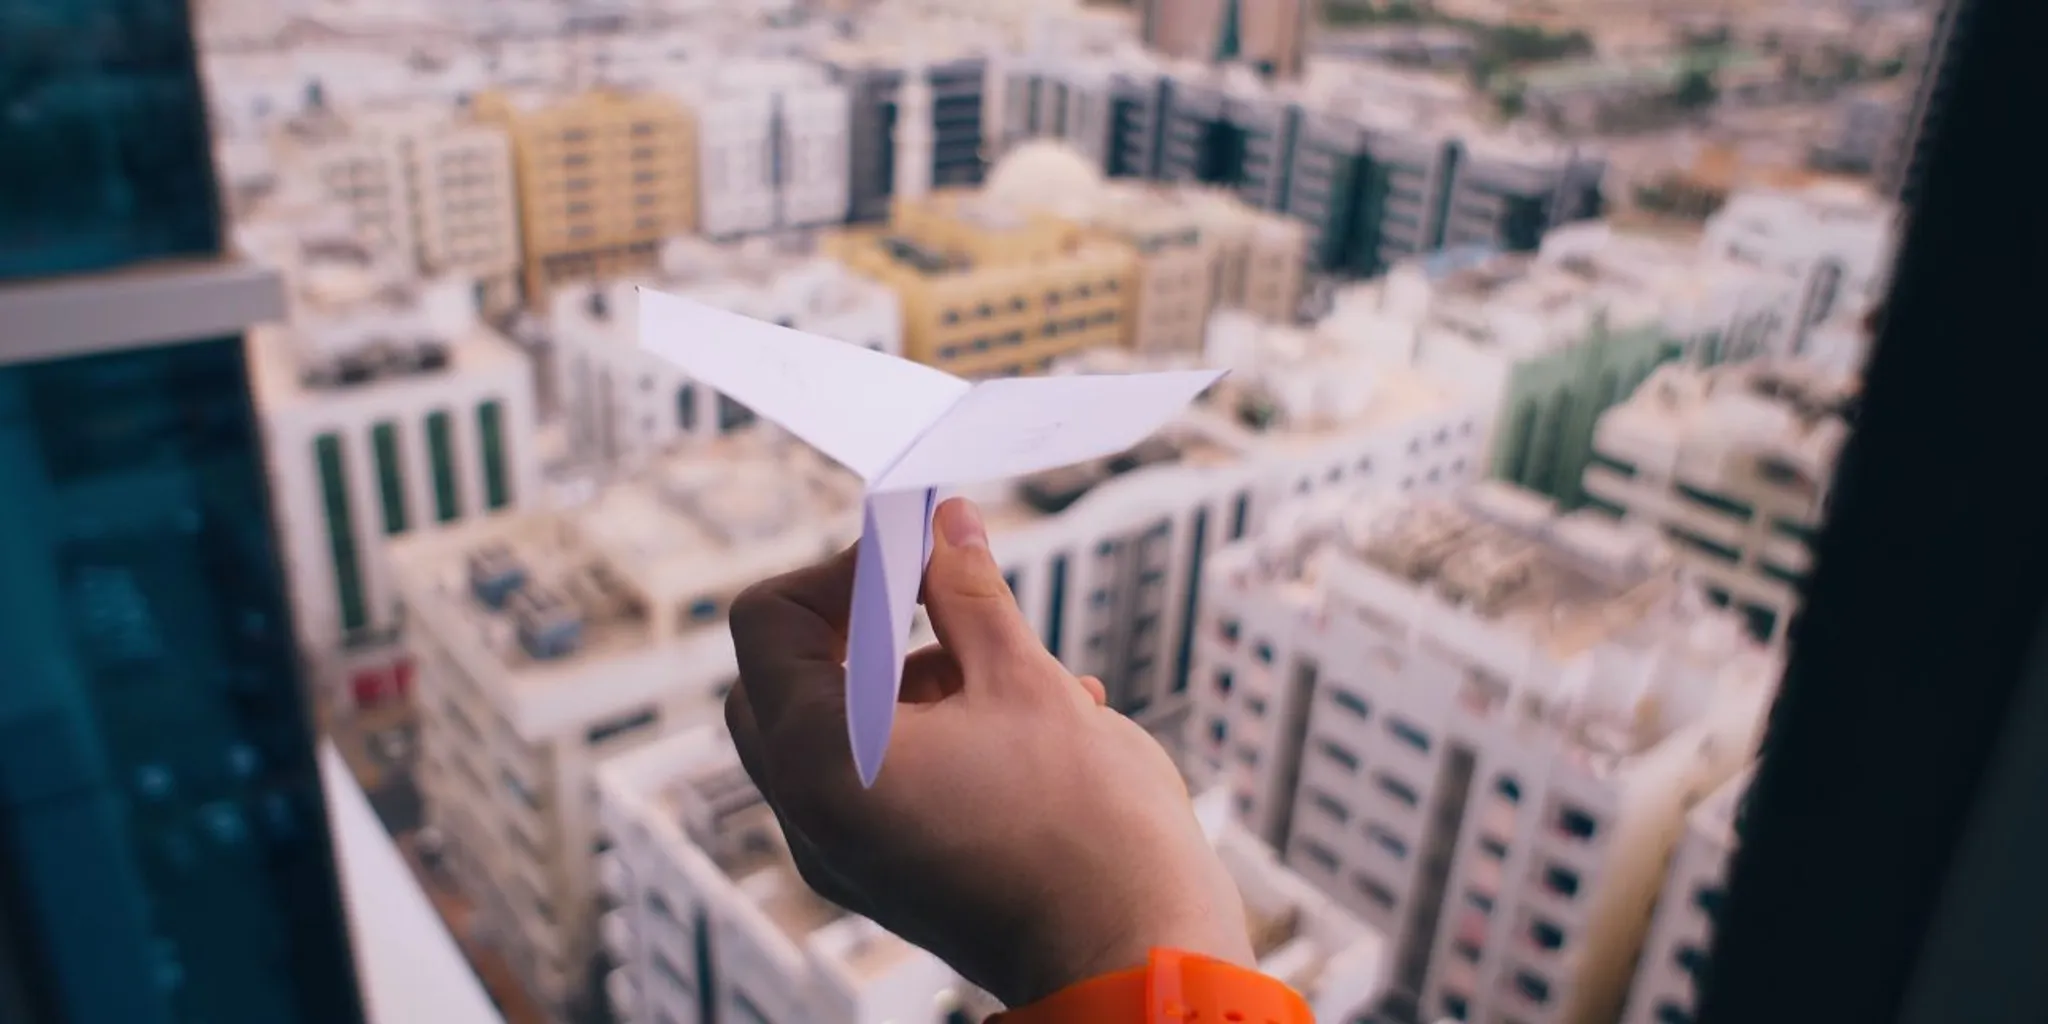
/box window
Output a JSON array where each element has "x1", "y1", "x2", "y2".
[
  {"x1": 688, "y1": 598, "x2": 719, "y2": 622},
  {"x1": 1742, "y1": 603, "x2": 1779, "y2": 641},
  {"x1": 426, "y1": 410, "x2": 461, "y2": 522},
  {"x1": 1231, "y1": 490, "x2": 1251, "y2": 539},
  {"x1": 1255, "y1": 641, "x2": 1275, "y2": 665},
  {"x1": 371, "y1": 421, "x2": 407, "y2": 534},
  {"x1": 1588, "y1": 451, "x2": 1637, "y2": 478},
  {"x1": 1544, "y1": 865, "x2": 1580, "y2": 898},
  {"x1": 1496, "y1": 775, "x2": 1523, "y2": 803},
  {"x1": 1375, "y1": 772, "x2": 1420, "y2": 808},
  {"x1": 500, "y1": 768, "x2": 540, "y2": 810},
  {"x1": 314, "y1": 434, "x2": 368, "y2": 632},
  {"x1": 1665, "y1": 525, "x2": 1741, "y2": 563},
  {"x1": 1366, "y1": 824, "x2": 1409, "y2": 859},
  {"x1": 1209, "y1": 718, "x2": 1228, "y2": 745},
  {"x1": 646, "y1": 889, "x2": 676, "y2": 919},
  {"x1": 1514, "y1": 970, "x2": 1551, "y2": 1004},
  {"x1": 1530, "y1": 919, "x2": 1565, "y2": 950},
  {"x1": 1215, "y1": 669, "x2": 1234, "y2": 696},
  {"x1": 1332, "y1": 688, "x2": 1370, "y2": 719},
  {"x1": 1297, "y1": 839, "x2": 1340, "y2": 872},
  {"x1": 1770, "y1": 517, "x2": 1818, "y2": 544},
  {"x1": 587, "y1": 706, "x2": 659, "y2": 747},
  {"x1": 1693, "y1": 885, "x2": 1724, "y2": 917},
  {"x1": 478, "y1": 400, "x2": 512, "y2": 510},
  {"x1": 1220, "y1": 618, "x2": 1241, "y2": 643},
  {"x1": 1045, "y1": 554, "x2": 1069, "y2": 658},
  {"x1": 1454, "y1": 938, "x2": 1482, "y2": 963},
  {"x1": 1480, "y1": 835, "x2": 1509, "y2": 859},
  {"x1": 1537, "y1": 797, "x2": 1596, "y2": 841},
  {"x1": 1388, "y1": 717, "x2": 1432, "y2": 753},
  {"x1": 1442, "y1": 993, "x2": 1469, "y2": 1021},
  {"x1": 1655, "y1": 1000, "x2": 1695, "y2": 1024},
  {"x1": 1353, "y1": 872, "x2": 1397, "y2": 910},
  {"x1": 1319, "y1": 739, "x2": 1360, "y2": 772},
  {"x1": 677, "y1": 386, "x2": 697, "y2": 430},
  {"x1": 1310, "y1": 790, "x2": 1350, "y2": 823},
  {"x1": 718, "y1": 395, "x2": 757, "y2": 431},
  {"x1": 1467, "y1": 890, "x2": 1495, "y2": 913},
  {"x1": 1245, "y1": 696, "x2": 1267, "y2": 716},
  {"x1": 1676, "y1": 942, "x2": 1708, "y2": 975}
]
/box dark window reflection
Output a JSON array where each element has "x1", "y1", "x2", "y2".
[
  {"x1": 0, "y1": 0, "x2": 222, "y2": 280},
  {"x1": 0, "y1": 339, "x2": 362, "y2": 1024}
]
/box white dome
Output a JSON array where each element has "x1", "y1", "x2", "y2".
[{"x1": 984, "y1": 140, "x2": 1104, "y2": 212}]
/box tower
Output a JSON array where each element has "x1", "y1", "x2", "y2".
[{"x1": 893, "y1": 56, "x2": 933, "y2": 202}]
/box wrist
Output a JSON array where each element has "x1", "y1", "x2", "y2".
[{"x1": 1009, "y1": 896, "x2": 1256, "y2": 1007}]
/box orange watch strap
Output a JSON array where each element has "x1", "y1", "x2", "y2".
[{"x1": 990, "y1": 948, "x2": 1315, "y2": 1023}]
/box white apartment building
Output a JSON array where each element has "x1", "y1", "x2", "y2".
[
  {"x1": 1621, "y1": 768, "x2": 1749, "y2": 1024},
  {"x1": 247, "y1": 239, "x2": 540, "y2": 710},
  {"x1": 391, "y1": 434, "x2": 866, "y2": 1019},
  {"x1": 1583, "y1": 359, "x2": 1853, "y2": 647},
  {"x1": 549, "y1": 236, "x2": 903, "y2": 472},
  {"x1": 670, "y1": 61, "x2": 853, "y2": 239},
  {"x1": 1697, "y1": 182, "x2": 1897, "y2": 357},
  {"x1": 272, "y1": 105, "x2": 525, "y2": 311},
  {"x1": 1191, "y1": 788, "x2": 1391, "y2": 1022},
  {"x1": 594, "y1": 726, "x2": 965, "y2": 1024},
  {"x1": 1191, "y1": 482, "x2": 1779, "y2": 1024},
  {"x1": 972, "y1": 316, "x2": 1488, "y2": 741}
]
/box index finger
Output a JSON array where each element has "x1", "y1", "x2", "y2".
[{"x1": 728, "y1": 543, "x2": 858, "y2": 732}]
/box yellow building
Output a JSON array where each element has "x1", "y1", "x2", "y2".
[
  {"x1": 822, "y1": 190, "x2": 1138, "y2": 378},
  {"x1": 474, "y1": 89, "x2": 698, "y2": 307}
]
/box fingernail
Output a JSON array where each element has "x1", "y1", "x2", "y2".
[{"x1": 938, "y1": 498, "x2": 988, "y2": 550}]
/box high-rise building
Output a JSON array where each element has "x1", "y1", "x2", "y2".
[
  {"x1": 821, "y1": 44, "x2": 992, "y2": 223},
  {"x1": 476, "y1": 88, "x2": 699, "y2": 308},
  {"x1": 976, "y1": 316, "x2": 1489, "y2": 746},
  {"x1": 246, "y1": 235, "x2": 542, "y2": 710},
  {"x1": 1583, "y1": 360, "x2": 1854, "y2": 646},
  {"x1": 549, "y1": 236, "x2": 903, "y2": 471},
  {"x1": 0, "y1": 0, "x2": 363, "y2": 1017},
  {"x1": 674, "y1": 61, "x2": 853, "y2": 240},
  {"x1": 979, "y1": 142, "x2": 1310, "y2": 351},
  {"x1": 1695, "y1": 183, "x2": 1896, "y2": 352},
  {"x1": 592, "y1": 725, "x2": 1389, "y2": 1024},
  {"x1": 1879, "y1": 0, "x2": 1976, "y2": 207},
  {"x1": 392, "y1": 434, "x2": 865, "y2": 1019},
  {"x1": 1139, "y1": 0, "x2": 1312, "y2": 79},
  {"x1": 820, "y1": 189, "x2": 1138, "y2": 378},
  {"x1": 1191, "y1": 482, "x2": 1777, "y2": 1022},
  {"x1": 1620, "y1": 768, "x2": 1750, "y2": 1024},
  {"x1": 272, "y1": 105, "x2": 526, "y2": 312}
]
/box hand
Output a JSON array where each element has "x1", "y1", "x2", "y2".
[{"x1": 725, "y1": 497, "x2": 1255, "y2": 1007}]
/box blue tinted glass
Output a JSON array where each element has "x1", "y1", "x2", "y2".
[
  {"x1": 0, "y1": 0, "x2": 222, "y2": 280},
  {"x1": 0, "y1": 338, "x2": 363, "y2": 1023}
]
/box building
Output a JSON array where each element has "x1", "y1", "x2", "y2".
[
  {"x1": 1583, "y1": 360, "x2": 1853, "y2": 646},
  {"x1": 674, "y1": 61, "x2": 852, "y2": 239},
  {"x1": 1325, "y1": 238, "x2": 1689, "y2": 509},
  {"x1": 0, "y1": 0, "x2": 365, "y2": 1013},
  {"x1": 476, "y1": 88, "x2": 699, "y2": 307},
  {"x1": 593, "y1": 725, "x2": 965, "y2": 1024},
  {"x1": 391, "y1": 434, "x2": 864, "y2": 1018},
  {"x1": 820, "y1": 189, "x2": 1137, "y2": 378},
  {"x1": 1191, "y1": 482, "x2": 1778, "y2": 1023},
  {"x1": 550, "y1": 236, "x2": 903, "y2": 471},
  {"x1": 1139, "y1": 0, "x2": 1313, "y2": 79},
  {"x1": 272, "y1": 104, "x2": 526, "y2": 311},
  {"x1": 984, "y1": 141, "x2": 1311, "y2": 350},
  {"x1": 1620, "y1": 768, "x2": 1750, "y2": 1024},
  {"x1": 997, "y1": 54, "x2": 1607, "y2": 280},
  {"x1": 247, "y1": 235, "x2": 541, "y2": 709},
  {"x1": 592, "y1": 724, "x2": 1387, "y2": 1024},
  {"x1": 821, "y1": 43, "x2": 992, "y2": 223},
  {"x1": 1811, "y1": 83, "x2": 1908, "y2": 176},
  {"x1": 1696, "y1": 182, "x2": 1896, "y2": 349},
  {"x1": 975, "y1": 315, "x2": 1488, "y2": 744}
]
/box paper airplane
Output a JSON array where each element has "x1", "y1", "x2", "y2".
[{"x1": 637, "y1": 288, "x2": 1225, "y2": 787}]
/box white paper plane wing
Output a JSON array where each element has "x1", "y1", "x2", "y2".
[
  {"x1": 638, "y1": 289, "x2": 1223, "y2": 789},
  {"x1": 637, "y1": 289, "x2": 970, "y2": 480}
]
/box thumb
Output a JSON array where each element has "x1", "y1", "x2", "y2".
[{"x1": 923, "y1": 497, "x2": 1042, "y2": 681}]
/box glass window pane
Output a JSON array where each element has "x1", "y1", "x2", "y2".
[
  {"x1": 314, "y1": 434, "x2": 367, "y2": 633},
  {"x1": 426, "y1": 411, "x2": 461, "y2": 523},
  {"x1": 371, "y1": 422, "x2": 407, "y2": 535},
  {"x1": 0, "y1": 338, "x2": 362, "y2": 1023},
  {"x1": 478, "y1": 401, "x2": 510, "y2": 511}
]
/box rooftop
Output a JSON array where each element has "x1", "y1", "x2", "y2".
[
  {"x1": 1223, "y1": 482, "x2": 1775, "y2": 768},
  {"x1": 1597, "y1": 358, "x2": 1855, "y2": 487},
  {"x1": 390, "y1": 434, "x2": 859, "y2": 689},
  {"x1": 554, "y1": 237, "x2": 896, "y2": 339}
]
